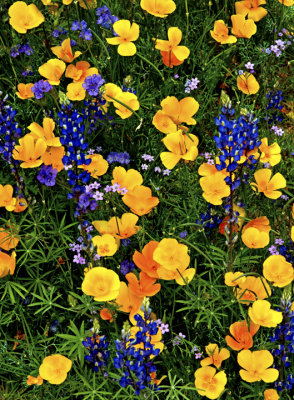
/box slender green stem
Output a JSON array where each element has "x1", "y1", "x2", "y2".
[{"x1": 136, "y1": 53, "x2": 165, "y2": 81}]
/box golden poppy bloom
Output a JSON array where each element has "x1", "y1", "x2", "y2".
[
  {"x1": 112, "y1": 166, "x2": 143, "y2": 193},
  {"x1": 79, "y1": 154, "x2": 108, "y2": 178},
  {"x1": 231, "y1": 14, "x2": 257, "y2": 38},
  {"x1": 122, "y1": 185, "x2": 159, "y2": 216},
  {"x1": 26, "y1": 375, "x2": 43, "y2": 385},
  {"x1": 16, "y1": 83, "x2": 34, "y2": 100},
  {"x1": 126, "y1": 271, "x2": 161, "y2": 298},
  {"x1": 78, "y1": 0, "x2": 97, "y2": 8},
  {"x1": 264, "y1": 389, "x2": 279, "y2": 400},
  {"x1": 113, "y1": 92, "x2": 140, "y2": 119},
  {"x1": 152, "y1": 110, "x2": 178, "y2": 134},
  {"x1": 9, "y1": 1, "x2": 44, "y2": 34},
  {"x1": 133, "y1": 241, "x2": 160, "y2": 279},
  {"x1": 0, "y1": 224, "x2": 19, "y2": 250},
  {"x1": 237, "y1": 349, "x2": 279, "y2": 382},
  {"x1": 160, "y1": 50, "x2": 184, "y2": 68},
  {"x1": 224, "y1": 271, "x2": 246, "y2": 286},
  {"x1": 93, "y1": 213, "x2": 139, "y2": 240},
  {"x1": 100, "y1": 308, "x2": 114, "y2": 322},
  {"x1": 155, "y1": 27, "x2": 190, "y2": 63},
  {"x1": 28, "y1": 118, "x2": 61, "y2": 147},
  {"x1": 0, "y1": 252, "x2": 16, "y2": 278},
  {"x1": 194, "y1": 366, "x2": 227, "y2": 399},
  {"x1": 13, "y1": 196, "x2": 28, "y2": 213},
  {"x1": 200, "y1": 173, "x2": 230, "y2": 205},
  {"x1": 200, "y1": 344, "x2": 230, "y2": 369},
  {"x1": 102, "y1": 83, "x2": 122, "y2": 102},
  {"x1": 106, "y1": 20, "x2": 139, "y2": 56},
  {"x1": 237, "y1": 72, "x2": 260, "y2": 95},
  {"x1": 153, "y1": 238, "x2": 190, "y2": 271},
  {"x1": 65, "y1": 61, "x2": 98, "y2": 83},
  {"x1": 66, "y1": 82, "x2": 86, "y2": 101},
  {"x1": 38, "y1": 59, "x2": 66, "y2": 85},
  {"x1": 241, "y1": 227, "x2": 269, "y2": 248},
  {"x1": 39, "y1": 354, "x2": 72, "y2": 385},
  {"x1": 92, "y1": 234, "x2": 118, "y2": 257},
  {"x1": 115, "y1": 281, "x2": 142, "y2": 316},
  {"x1": 263, "y1": 255, "x2": 294, "y2": 287},
  {"x1": 225, "y1": 320, "x2": 259, "y2": 351},
  {"x1": 210, "y1": 20, "x2": 237, "y2": 44},
  {"x1": 236, "y1": 276, "x2": 271, "y2": 304},
  {"x1": 161, "y1": 131, "x2": 199, "y2": 169},
  {"x1": 82, "y1": 267, "x2": 120, "y2": 301},
  {"x1": 140, "y1": 0, "x2": 176, "y2": 18},
  {"x1": 251, "y1": 169, "x2": 286, "y2": 199},
  {"x1": 51, "y1": 38, "x2": 82, "y2": 63},
  {"x1": 248, "y1": 300, "x2": 283, "y2": 328},
  {"x1": 259, "y1": 138, "x2": 281, "y2": 166},
  {"x1": 0, "y1": 185, "x2": 16, "y2": 211},
  {"x1": 13, "y1": 134, "x2": 47, "y2": 168},
  {"x1": 235, "y1": 0, "x2": 268, "y2": 22},
  {"x1": 42, "y1": 146, "x2": 65, "y2": 172}
]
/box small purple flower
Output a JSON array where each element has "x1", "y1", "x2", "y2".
[
  {"x1": 275, "y1": 238, "x2": 284, "y2": 245},
  {"x1": 180, "y1": 231, "x2": 188, "y2": 238},
  {"x1": 163, "y1": 169, "x2": 171, "y2": 176},
  {"x1": 37, "y1": 165, "x2": 57, "y2": 186},
  {"x1": 245, "y1": 62, "x2": 254, "y2": 70},
  {"x1": 238, "y1": 70, "x2": 244, "y2": 75},
  {"x1": 141, "y1": 163, "x2": 148, "y2": 170},
  {"x1": 269, "y1": 245, "x2": 279, "y2": 255},
  {"x1": 31, "y1": 80, "x2": 53, "y2": 99},
  {"x1": 82, "y1": 74, "x2": 105, "y2": 96},
  {"x1": 154, "y1": 166, "x2": 161, "y2": 173},
  {"x1": 120, "y1": 260, "x2": 135, "y2": 275}
]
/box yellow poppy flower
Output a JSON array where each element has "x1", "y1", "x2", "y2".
[
  {"x1": 231, "y1": 14, "x2": 257, "y2": 38},
  {"x1": 81, "y1": 267, "x2": 120, "y2": 301},
  {"x1": 238, "y1": 349, "x2": 279, "y2": 382},
  {"x1": 263, "y1": 255, "x2": 294, "y2": 287},
  {"x1": 155, "y1": 27, "x2": 190, "y2": 62},
  {"x1": 210, "y1": 20, "x2": 237, "y2": 44},
  {"x1": 237, "y1": 72, "x2": 260, "y2": 95},
  {"x1": 106, "y1": 20, "x2": 139, "y2": 56},
  {"x1": 194, "y1": 366, "x2": 227, "y2": 399},
  {"x1": 51, "y1": 38, "x2": 82, "y2": 63},
  {"x1": 0, "y1": 185, "x2": 16, "y2": 211},
  {"x1": 38, "y1": 59, "x2": 66, "y2": 85},
  {"x1": 248, "y1": 300, "x2": 283, "y2": 327},
  {"x1": 28, "y1": 118, "x2": 61, "y2": 147},
  {"x1": 259, "y1": 138, "x2": 281, "y2": 166},
  {"x1": 122, "y1": 185, "x2": 159, "y2": 216},
  {"x1": 200, "y1": 344, "x2": 230, "y2": 369},
  {"x1": 8, "y1": 1, "x2": 44, "y2": 34},
  {"x1": 251, "y1": 169, "x2": 286, "y2": 199},
  {"x1": 66, "y1": 82, "x2": 86, "y2": 101},
  {"x1": 16, "y1": 83, "x2": 34, "y2": 100},
  {"x1": 0, "y1": 252, "x2": 16, "y2": 278},
  {"x1": 112, "y1": 92, "x2": 140, "y2": 119},
  {"x1": 140, "y1": 0, "x2": 176, "y2": 17},
  {"x1": 200, "y1": 173, "x2": 230, "y2": 205},
  {"x1": 79, "y1": 154, "x2": 108, "y2": 178},
  {"x1": 92, "y1": 234, "x2": 118, "y2": 257},
  {"x1": 264, "y1": 389, "x2": 279, "y2": 400},
  {"x1": 112, "y1": 167, "x2": 143, "y2": 193},
  {"x1": 12, "y1": 134, "x2": 47, "y2": 168},
  {"x1": 235, "y1": 0, "x2": 268, "y2": 22},
  {"x1": 39, "y1": 354, "x2": 72, "y2": 385}
]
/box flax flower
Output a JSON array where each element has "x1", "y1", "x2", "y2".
[
  {"x1": 155, "y1": 27, "x2": 190, "y2": 62},
  {"x1": 133, "y1": 241, "x2": 160, "y2": 279},
  {"x1": 200, "y1": 344, "x2": 230, "y2": 369},
  {"x1": 225, "y1": 271, "x2": 246, "y2": 286},
  {"x1": 210, "y1": 20, "x2": 237, "y2": 44},
  {"x1": 264, "y1": 389, "x2": 279, "y2": 400},
  {"x1": 249, "y1": 300, "x2": 283, "y2": 327},
  {"x1": 122, "y1": 185, "x2": 159, "y2": 216},
  {"x1": 106, "y1": 20, "x2": 139, "y2": 56},
  {"x1": 13, "y1": 134, "x2": 46, "y2": 168},
  {"x1": 39, "y1": 354, "x2": 72, "y2": 385},
  {"x1": 0, "y1": 252, "x2": 16, "y2": 278},
  {"x1": 160, "y1": 131, "x2": 199, "y2": 169},
  {"x1": 251, "y1": 169, "x2": 286, "y2": 199},
  {"x1": 112, "y1": 167, "x2": 143, "y2": 193},
  {"x1": 237, "y1": 72, "x2": 260, "y2": 95},
  {"x1": 0, "y1": 185, "x2": 16, "y2": 211},
  {"x1": 9, "y1": 2, "x2": 44, "y2": 33},
  {"x1": 28, "y1": 118, "x2": 61, "y2": 147},
  {"x1": 140, "y1": 0, "x2": 176, "y2": 17},
  {"x1": 225, "y1": 320, "x2": 259, "y2": 350},
  {"x1": 51, "y1": 38, "x2": 82, "y2": 63},
  {"x1": 82, "y1": 267, "x2": 120, "y2": 301},
  {"x1": 92, "y1": 234, "x2": 118, "y2": 257},
  {"x1": 200, "y1": 173, "x2": 230, "y2": 205},
  {"x1": 79, "y1": 154, "x2": 108, "y2": 178},
  {"x1": 237, "y1": 349, "x2": 279, "y2": 382},
  {"x1": 113, "y1": 92, "x2": 140, "y2": 119},
  {"x1": 38, "y1": 59, "x2": 66, "y2": 85},
  {"x1": 65, "y1": 61, "x2": 98, "y2": 83},
  {"x1": 235, "y1": 0, "x2": 268, "y2": 22},
  {"x1": 263, "y1": 255, "x2": 294, "y2": 287},
  {"x1": 236, "y1": 276, "x2": 271, "y2": 304},
  {"x1": 194, "y1": 366, "x2": 227, "y2": 399},
  {"x1": 126, "y1": 271, "x2": 161, "y2": 298},
  {"x1": 259, "y1": 138, "x2": 281, "y2": 166},
  {"x1": 231, "y1": 14, "x2": 257, "y2": 38},
  {"x1": 16, "y1": 83, "x2": 34, "y2": 99}
]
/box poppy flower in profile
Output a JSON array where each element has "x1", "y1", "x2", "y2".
[
  {"x1": 133, "y1": 241, "x2": 160, "y2": 279},
  {"x1": 122, "y1": 185, "x2": 159, "y2": 216},
  {"x1": 16, "y1": 83, "x2": 34, "y2": 99},
  {"x1": 263, "y1": 255, "x2": 294, "y2": 287},
  {"x1": 106, "y1": 20, "x2": 139, "y2": 56},
  {"x1": 38, "y1": 59, "x2": 66, "y2": 85},
  {"x1": 160, "y1": 50, "x2": 184, "y2": 68},
  {"x1": 51, "y1": 38, "x2": 82, "y2": 63},
  {"x1": 112, "y1": 92, "x2": 140, "y2": 119},
  {"x1": 210, "y1": 20, "x2": 237, "y2": 44},
  {"x1": 140, "y1": 0, "x2": 176, "y2": 18},
  {"x1": 9, "y1": 1, "x2": 44, "y2": 34},
  {"x1": 115, "y1": 281, "x2": 143, "y2": 316},
  {"x1": 112, "y1": 166, "x2": 143, "y2": 193},
  {"x1": 100, "y1": 308, "x2": 114, "y2": 322},
  {"x1": 0, "y1": 185, "x2": 16, "y2": 211},
  {"x1": 39, "y1": 354, "x2": 72, "y2": 385},
  {"x1": 200, "y1": 343, "x2": 230, "y2": 369},
  {"x1": 13, "y1": 134, "x2": 47, "y2": 168},
  {"x1": 160, "y1": 131, "x2": 199, "y2": 169},
  {"x1": 194, "y1": 366, "x2": 227, "y2": 399},
  {"x1": 126, "y1": 271, "x2": 161, "y2": 298},
  {"x1": 264, "y1": 389, "x2": 279, "y2": 400},
  {"x1": 0, "y1": 252, "x2": 16, "y2": 278},
  {"x1": 28, "y1": 117, "x2": 61, "y2": 147},
  {"x1": 237, "y1": 349, "x2": 279, "y2": 382},
  {"x1": 231, "y1": 14, "x2": 257, "y2": 38},
  {"x1": 93, "y1": 213, "x2": 139, "y2": 239},
  {"x1": 259, "y1": 138, "x2": 281, "y2": 167},
  {"x1": 225, "y1": 320, "x2": 259, "y2": 351},
  {"x1": 161, "y1": 96, "x2": 199, "y2": 126},
  {"x1": 236, "y1": 276, "x2": 271, "y2": 304},
  {"x1": 65, "y1": 61, "x2": 98, "y2": 83},
  {"x1": 251, "y1": 169, "x2": 286, "y2": 199},
  {"x1": 248, "y1": 300, "x2": 283, "y2": 328},
  {"x1": 79, "y1": 154, "x2": 108, "y2": 178},
  {"x1": 237, "y1": 72, "x2": 260, "y2": 95},
  {"x1": 155, "y1": 27, "x2": 190, "y2": 63},
  {"x1": 82, "y1": 267, "x2": 120, "y2": 301},
  {"x1": 235, "y1": 0, "x2": 268, "y2": 22},
  {"x1": 0, "y1": 224, "x2": 19, "y2": 250}
]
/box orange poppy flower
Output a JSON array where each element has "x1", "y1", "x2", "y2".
[
  {"x1": 236, "y1": 276, "x2": 271, "y2": 304},
  {"x1": 235, "y1": 0, "x2": 268, "y2": 22},
  {"x1": 155, "y1": 27, "x2": 190, "y2": 62},
  {"x1": 38, "y1": 59, "x2": 66, "y2": 85},
  {"x1": 259, "y1": 138, "x2": 281, "y2": 166},
  {"x1": 112, "y1": 92, "x2": 140, "y2": 119},
  {"x1": 0, "y1": 224, "x2": 19, "y2": 250},
  {"x1": 126, "y1": 271, "x2": 161, "y2": 298},
  {"x1": 65, "y1": 61, "x2": 98, "y2": 83},
  {"x1": 200, "y1": 344, "x2": 230, "y2": 369},
  {"x1": 13, "y1": 134, "x2": 47, "y2": 168},
  {"x1": 66, "y1": 82, "x2": 86, "y2": 101},
  {"x1": 100, "y1": 308, "x2": 114, "y2": 322},
  {"x1": 27, "y1": 375, "x2": 43, "y2": 386},
  {"x1": 160, "y1": 50, "x2": 184, "y2": 68},
  {"x1": 251, "y1": 169, "x2": 286, "y2": 199},
  {"x1": 231, "y1": 14, "x2": 257, "y2": 38},
  {"x1": 263, "y1": 255, "x2": 294, "y2": 288},
  {"x1": 194, "y1": 366, "x2": 227, "y2": 399},
  {"x1": 133, "y1": 241, "x2": 160, "y2": 279},
  {"x1": 114, "y1": 281, "x2": 142, "y2": 316},
  {"x1": 0, "y1": 252, "x2": 16, "y2": 278},
  {"x1": 106, "y1": 20, "x2": 139, "y2": 56},
  {"x1": 264, "y1": 389, "x2": 279, "y2": 400},
  {"x1": 9, "y1": 1, "x2": 44, "y2": 34},
  {"x1": 16, "y1": 83, "x2": 34, "y2": 99},
  {"x1": 93, "y1": 213, "x2": 139, "y2": 240},
  {"x1": 28, "y1": 117, "x2": 61, "y2": 147},
  {"x1": 200, "y1": 173, "x2": 230, "y2": 205},
  {"x1": 13, "y1": 196, "x2": 28, "y2": 213},
  {"x1": 237, "y1": 72, "x2": 260, "y2": 95},
  {"x1": 0, "y1": 185, "x2": 16, "y2": 211},
  {"x1": 225, "y1": 320, "x2": 259, "y2": 351},
  {"x1": 122, "y1": 185, "x2": 159, "y2": 216},
  {"x1": 237, "y1": 349, "x2": 279, "y2": 383},
  {"x1": 140, "y1": 0, "x2": 176, "y2": 18},
  {"x1": 79, "y1": 154, "x2": 108, "y2": 178},
  {"x1": 41, "y1": 146, "x2": 65, "y2": 172},
  {"x1": 102, "y1": 83, "x2": 122, "y2": 102},
  {"x1": 39, "y1": 354, "x2": 72, "y2": 385},
  {"x1": 210, "y1": 20, "x2": 237, "y2": 44},
  {"x1": 112, "y1": 166, "x2": 143, "y2": 193},
  {"x1": 51, "y1": 38, "x2": 82, "y2": 63}
]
